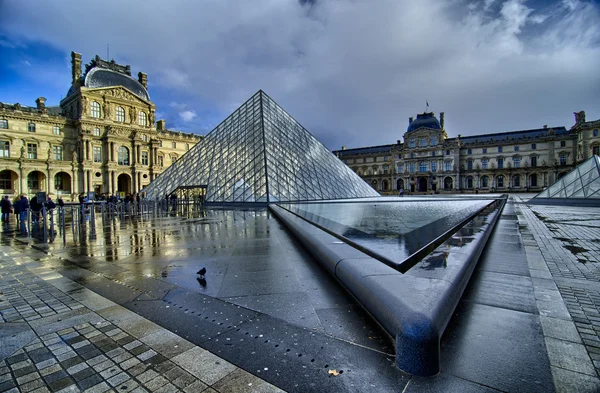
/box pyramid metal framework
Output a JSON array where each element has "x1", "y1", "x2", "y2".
[
  {"x1": 141, "y1": 90, "x2": 380, "y2": 203},
  {"x1": 533, "y1": 155, "x2": 600, "y2": 200}
]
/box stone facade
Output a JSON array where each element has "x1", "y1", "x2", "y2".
[
  {"x1": 335, "y1": 111, "x2": 600, "y2": 194},
  {"x1": 0, "y1": 52, "x2": 202, "y2": 201}
]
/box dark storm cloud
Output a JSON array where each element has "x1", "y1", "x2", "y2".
[{"x1": 1, "y1": 0, "x2": 599, "y2": 149}]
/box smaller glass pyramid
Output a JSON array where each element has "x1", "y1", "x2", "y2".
[
  {"x1": 533, "y1": 155, "x2": 600, "y2": 200},
  {"x1": 142, "y1": 90, "x2": 380, "y2": 203}
]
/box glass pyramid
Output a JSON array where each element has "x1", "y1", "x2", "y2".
[
  {"x1": 142, "y1": 90, "x2": 380, "y2": 203},
  {"x1": 533, "y1": 155, "x2": 600, "y2": 200}
]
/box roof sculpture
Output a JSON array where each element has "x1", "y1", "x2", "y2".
[
  {"x1": 141, "y1": 90, "x2": 380, "y2": 203},
  {"x1": 530, "y1": 155, "x2": 600, "y2": 204}
]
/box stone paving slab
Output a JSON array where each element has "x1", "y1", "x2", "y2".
[{"x1": 0, "y1": 246, "x2": 285, "y2": 393}]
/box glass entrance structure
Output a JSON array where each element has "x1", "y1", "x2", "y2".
[{"x1": 142, "y1": 90, "x2": 379, "y2": 203}]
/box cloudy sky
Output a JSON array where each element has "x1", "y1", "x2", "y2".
[{"x1": 1, "y1": 0, "x2": 599, "y2": 150}]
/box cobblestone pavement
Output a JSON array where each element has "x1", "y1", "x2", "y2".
[
  {"x1": 0, "y1": 247, "x2": 284, "y2": 393},
  {"x1": 515, "y1": 196, "x2": 600, "y2": 387}
]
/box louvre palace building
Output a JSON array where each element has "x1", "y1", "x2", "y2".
[
  {"x1": 0, "y1": 51, "x2": 202, "y2": 201},
  {"x1": 334, "y1": 110, "x2": 600, "y2": 194}
]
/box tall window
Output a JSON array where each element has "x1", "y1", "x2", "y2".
[
  {"x1": 27, "y1": 172, "x2": 39, "y2": 190},
  {"x1": 594, "y1": 129, "x2": 599, "y2": 137},
  {"x1": 118, "y1": 146, "x2": 130, "y2": 165},
  {"x1": 138, "y1": 111, "x2": 147, "y2": 126},
  {"x1": 497, "y1": 175, "x2": 504, "y2": 187},
  {"x1": 409, "y1": 140, "x2": 415, "y2": 148},
  {"x1": 530, "y1": 174, "x2": 538, "y2": 187},
  {"x1": 0, "y1": 141, "x2": 9, "y2": 158},
  {"x1": 93, "y1": 127, "x2": 101, "y2": 136},
  {"x1": 446, "y1": 150, "x2": 450, "y2": 156},
  {"x1": 27, "y1": 143, "x2": 37, "y2": 159},
  {"x1": 514, "y1": 146, "x2": 519, "y2": 151},
  {"x1": 93, "y1": 146, "x2": 102, "y2": 163},
  {"x1": 560, "y1": 153, "x2": 567, "y2": 166},
  {"x1": 531, "y1": 156, "x2": 537, "y2": 167},
  {"x1": 467, "y1": 160, "x2": 473, "y2": 170},
  {"x1": 467, "y1": 149, "x2": 472, "y2": 155},
  {"x1": 420, "y1": 138, "x2": 427, "y2": 147},
  {"x1": 497, "y1": 158, "x2": 504, "y2": 169},
  {"x1": 445, "y1": 161, "x2": 452, "y2": 171},
  {"x1": 431, "y1": 161, "x2": 437, "y2": 172},
  {"x1": 560, "y1": 140, "x2": 566, "y2": 147},
  {"x1": 172, "y1": 142, "x2": 177, "y2": 149},
  {"x1": 419, "y1": 161, "x2": 427, "y2": 172},
  {"x1": 0, "y1": 119, "x2": 7, "y2": 129},
  {"x1": 382, "y1": 165, "x2": 389, "y2": 174},
  {"x1": 482, "y1": 148, "x2": 487, "y2": 154},
  {"x1": 53, "y1": 146, "x2": 63, "y2": 161},
  {"x1": 0, "y1": 170, "x2": 12, "y2": 189},
  {"x1": 431, "y1": 137, "x2": 437, "y2": 146},
  {"x1": 593, "y1": 146, "x2": 599, "y2": 156},
  {"x1": 431, "y1": 151, "x2": 436, "y2": 157},
  {"x1": 91, "y1": 101, "x2": 101, "y2": 118},
  {"x1": 513, "y1": 175, "x2": 520, "y2": 187},
  {"x1": 54, "y1": 175, "x2": 63, "y2": 190},
  {"x1": 397, "y1": 163, "x2": 403, "y2": 173},
  {"x1": 116, "y1": 106, "x2": 125, "y2": 122},
  {"x1": 141, "y1": 151, "x2": 148, "y2": 165},
  {"x1": 53, "y1": 126, "x2": 61, "y2": 135},
  {"x1": 142, "y1": 134, "x2": 148, "y2": 142},
  {"x1": 409, "y1": 163, "x2": 415, "y2": 173},
  {"x1": 531, "y1": 143, "x2": 537, "y2": 150},
  {"x1": 28, "y1": 122, "x2": 36, "y2": 132},
  {"x1": 498, "y1": 146, "x2": 503, "y2": 153},
  {"x1": 482, "y1": 159, "x2": 488, "y2": 170},
  {"x1": 513, "y1": 157, "x2": 520, "y2": 168},
  {"x1": 466, "y1": 176, "x2": 473, "y2": 188},
  {"x1": 481, "y1": 176, "x2": 489, "y2": 188}
]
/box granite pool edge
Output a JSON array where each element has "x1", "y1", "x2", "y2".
[{"x1": 269, "y1": 198, "x2": 506, "y2": 376}]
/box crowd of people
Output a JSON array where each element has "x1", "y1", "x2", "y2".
[{"x1": 1, "y1": 194, "x2": 59, "y2": 224}]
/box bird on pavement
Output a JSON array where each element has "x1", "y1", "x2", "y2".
[{"x1": 196, "y1": 267, "x2": 206, "y2": 278}]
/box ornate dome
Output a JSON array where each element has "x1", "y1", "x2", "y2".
[
  {"x1": 407, "y1": 112, "x2": 441, "y2": 132},
  {"x1": 84, "y1": 68, "x2": 150, "y2": 101}
]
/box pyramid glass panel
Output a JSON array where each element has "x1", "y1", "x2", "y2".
[
  {"x1": 532, "y1": 155, "x2": 600, "y2": 200},
  {"x1": 141, "y1": 90, "x2": 379, "y2": 203}
]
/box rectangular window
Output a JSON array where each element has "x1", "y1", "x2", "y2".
[
  {"x1": 27, "y1": 143, "x2": 37, "y2": 159},
  {"x1": 531, "y1": 144, "x2": 536, "y2": 150},
  {"x1": 531, "y1": 156, "x2": 537, "y2": 167},
  {"x1": 172, "y1": 142, "x2": 177, "y2": 149},
  {"x1": 420, "y1": 138, "x2": 427, "y2": 147},
  {"x1": 397, "y1": 164, "x2": 403, "y2": 173},
  {"x1": 467, "y1": 160, "x2": 473, "y2": 170},
  {"x1": 482, "y1": 148, "x2": 487, "y2": 154},
  {"x1": 431, "y1": 161, "x2": 437, "y2": 172},
  {"x1": 498, "y1": 146, "x2": 503, "y2": 153},
  {"x1": 431, "y1": 137, "x2": 437, "y2": 145},
  {"x1": 419, "y1": 162, "x2": 427, "y2": 172},
  {"x1": 482, "y1": 159, "x2": 488, "y2": 169},
  {"x1": 53, "y1": 126, "x2": 61, "y2": 135},
  {"x1": 28, "y1": 123, "x2": 36, "y2": 132},
  {"x1": 27, "y1": 175, "x2": 39, "y2": 190},
  {"x1": 53, "y1": 146, "x2": 63, "y2": 161},
  {"x1": 383, "y1": 165, "x2": 389, "y2": 174},
  {"x1": 513, "y1": 157, "x2": 520, "y2": 168},
  {"x1": 498, "y1": 158, "x2": 503, "y2": 169},
  {"x1": 446, "y1": 150, "x2": 450, "y2": 156},
  {"x1": 143, "y1": 134, "x2": 148, "y2": 142},
  {"x1": 467, "y1": 149, "x2": 472, "y2": 155},
  {"x1": 0, "y1": 119, "x2": 7, "y2": 129},
  {"x1": 93, "y1": 127, "x2": 100, "y2": 136},
  {"x1": 93, "y1": 146, "x2": 102, "y2": 163},
  {"x1": 431, "y1": 151, "x2": 436, "y2": 157},
  {"x1": 0, "y1": 141, "x2": 9, "y2": 158},
  {"x1": 54, "y1": 175, "x2": 63, "y2": 190},
  {"x1": 560, "y1": 154, "x2": 567, "y2": 166},
  {"x1": 409, "y1": 140, "x2": 415, "y2": 148},
  {"x1": 142, "y1": 151, "x2": 148, "y2": 165},
  {"x1": 560, "y1": 140, "x2": 566, "y2": 147},
  {"x1": 445, "y1": 161, "x2": 451, "y2": 171},
  {"x1": 514, "y1": 146, "x2": 519, "y2": 151},
  {"x1": 409, "y1": 163, "x2": 415, "y2": 173}
]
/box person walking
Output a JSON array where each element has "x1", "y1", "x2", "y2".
[
  {"x1": 399, "y1": 188, "x2": 404, "y2": 197},
  {"x1": 1, "y1": 196, "x2": 12, "y2": 223}
]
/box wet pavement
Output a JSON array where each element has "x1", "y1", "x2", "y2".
[{"x1": 1, "y1": 198, "x2": 596, "y2": 392}]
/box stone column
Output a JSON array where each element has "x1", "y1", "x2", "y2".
[
  {"x1": 111, "y1": 171, "x2": 116, "y2": 195},
  {"x1": 47, "y1": 169, "x2": 53, "y2": 196}
]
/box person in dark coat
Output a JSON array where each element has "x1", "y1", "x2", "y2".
[
  {"x1": 16, "y1": 195, "x2": 29, "y2": 222},
  {"x1": 46, "y1": 197, "x2": 56, "y2": 210},
  {"x1": 1, "y1": 196, "x2": 12, "y2": 223}
]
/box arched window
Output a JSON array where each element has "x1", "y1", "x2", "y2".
[
  {"x1": 466, "y1": 176, "x2": 473, "y2": 189},
  {"x1": 90, "y1": 101, "x2": 101, "y2": 118},
  {"x1": 481, "y1": 175, "x2": 489, "y2": 188},
  {"x1": 117, "y1": 146, "x2": 130, "y2": 166},
  {"x1": 116, "y1": 106, "x2": 125, "y2": 122},
  {"x1": 28, "y1": 122, "x2": 36, "y2": 132},
  {"x1": 497, "y1": 175, "x2": 504, "y2": 188},
  {"x1": 138, "y1": 111, "x2": 147, "y2": 126},
  {"x1": 513, "y1": 175, "x2": 520, "y2": 187},
  {"x1": 0, "y1": 119, "x2": 7, "y2": 129},
  {"x1": 419, "y1": 161, "x2": 427, "y2": 172},
  {"x1": 530, "y1": 174, "x2": 538, "y2": 187}
]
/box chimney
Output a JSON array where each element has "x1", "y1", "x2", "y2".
[
  {"x1": 157, "y1": 119, "x2": 166, "y2": 131},
  {"x1": 341, "y1": 146, "x2": 346, "y2": 150},
  {"x1": 138, "y1": 72, "x2": 147, "y2": 89},
  {"x1": 35, "y1": 97, "x2": 46, "y2": 110},
  {"x1": 440, "y1": 112, "x2": 445, "y2": 129},
  {"x1": 409, "y1": 116, "x2": 414, "y2": 125},
  {"x1": 71, "y1": 51, "x2": 82, "y2": 84}
]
